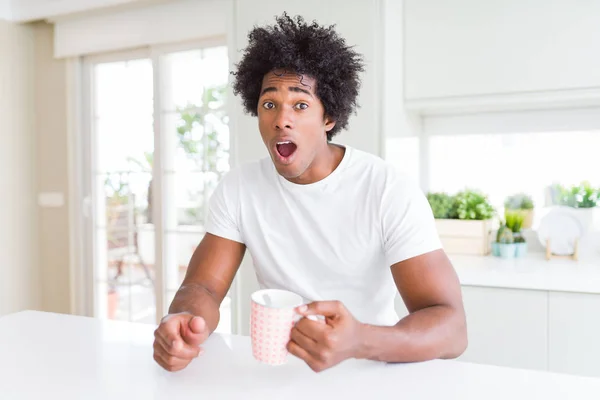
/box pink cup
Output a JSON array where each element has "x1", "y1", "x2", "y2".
[{"x1": 250, "y1": 289, "x2": 304, "y2": 365}]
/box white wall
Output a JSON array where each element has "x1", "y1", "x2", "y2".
[
  {"x1": 0, "y1": 20, "x2": 40, "y2": 316},
  {"x1": 0, "y1": 0, "x2": 12, "y2": 20},
  {"x1": 34, "y1": 22, "x2": 72, "y2": 315},
  {"x1": 404, "y1": 0, "x2": 600, "y2": 100},
  {"x1": 381, "y1": 0, "x2": 421, "y2": 139}
]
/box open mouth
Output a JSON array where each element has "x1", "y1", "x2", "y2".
[{"x1": 275, "y1": 140, "x2": 297, "y2": 159}]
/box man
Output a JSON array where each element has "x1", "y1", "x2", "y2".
[{"x1": 153, "y1": 13, "x2": 467, "y2": 373}]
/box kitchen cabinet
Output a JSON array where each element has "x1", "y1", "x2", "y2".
[
  {"x1": 548, "y1": 292, "x2": 600, "y2": 378},
  {"x1": 404, "y1": 0, "x2": 600, "y2": 103},
  {"x1": 457, "y1": 286, "x2": 548, "y2": 371}
]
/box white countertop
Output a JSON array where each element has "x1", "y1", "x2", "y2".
[
  {"x1": 2, "y1": 310, "x2": 600, "y2": 399},
  {"x1": 450, "y1": 253, "x2": 600, "y2": 294}
]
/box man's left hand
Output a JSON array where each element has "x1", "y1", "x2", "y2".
[{"x1": 287, "y1": 300, "x2": 365, "y2": 372}]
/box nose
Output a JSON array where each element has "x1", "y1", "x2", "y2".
[{"x1": 274, "y1": 107, "x2": 294, "y2": 131}]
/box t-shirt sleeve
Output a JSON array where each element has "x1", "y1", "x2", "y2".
[
  {"x1": 204, "y1": 170, "x2": 245, "y2": 244},
  {"x1": 381, "y1": 170, "x2": 442, "y2": 267}
]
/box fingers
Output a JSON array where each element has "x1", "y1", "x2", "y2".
[
  {"x1": 188, "y1": 315, "x2": 206, "y2": 334},
  {"x1": 181, "y1": 316, "x2": 209, "y2": 347},
  {"x1": 296, "y1": 300, "x2": 345, "y2": 320},
  {"x1": 157, "y1": 313, "x2": 188, "y2": 347},
  {"x1": 295, "y1": 316, "x2": 328, "y2": 343},
  {"x1": 287, "y1": 340, "x2": 326, "y2": 373},
  {"x1": 158, "y1": 313, "x2": 208, "y2": 347},
  {"x1": 155, "y1": 330, "x2": 202, "y2": 360},
  {"x1": 289, "y1": 325, "x2": 320, "y2": 358},
  {"x1": 292, "y1": 321, "x2": 336, "y2": 364},
  {"x1": 153, "y1": 340, "x2": 196, "y2": 372},
  {"x1": 153, "y1": 313, "x2": 206, "y2": 372}
]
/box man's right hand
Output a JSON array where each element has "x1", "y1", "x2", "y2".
[{"x1": 153, "y1": 312, "x2": 210, "y2": 372}]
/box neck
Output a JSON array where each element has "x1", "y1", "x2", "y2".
[{"x1": 288, "y1": 143, "x2": 345, "y2": 185}]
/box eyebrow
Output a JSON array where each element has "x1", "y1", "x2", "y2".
[{"x1": 260, "y1": 86, "x2": 314, "y2": 97}]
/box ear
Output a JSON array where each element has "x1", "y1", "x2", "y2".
[{"x1": 324, "y1": 116, "x2": 336, "y2": 133}]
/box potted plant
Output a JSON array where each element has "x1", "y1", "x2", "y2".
[
  {"x1": 428, "y1": 189, "x2": 496, "y2": 255},
  {"x1": 454, "y1": 189, "x2": 496, "y2": 220},
  {"x1": 549, "y1": 181, "x2": 600, "y2": 232},
  {"x1": 505, "y1": 210, "x2": 527, "y2": 257},
  {"x1": 504, "y1": 192, "x2": 534, "y2": 229},
  {"x1": 426, "y1": 192, "x2": 458, "y2": 219},
  {"x1": 492, "y1": 224, "x2": 516, "y2": 258},
  {"x1": 556, "y1": 181, "x2": 599, "y2": 208}
]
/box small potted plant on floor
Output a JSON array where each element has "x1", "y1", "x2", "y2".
[{"x1": 504, "y1": 192, "x2": 535, "y2": 229}]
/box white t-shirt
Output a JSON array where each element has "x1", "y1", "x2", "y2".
[{"x1": 205, "y1": 145, "x2": 442, "y2": 326}]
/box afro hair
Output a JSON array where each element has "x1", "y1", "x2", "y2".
[{"x1": 232, "y1": 13, "x2": 365, "y2": 141}]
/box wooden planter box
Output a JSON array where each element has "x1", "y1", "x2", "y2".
[
  {"x1": 435, "y1": 219, "x2": 494, "y2": 256},
  {"x1": 522, "y1": 209, "x2": 534, "y2": 229}
]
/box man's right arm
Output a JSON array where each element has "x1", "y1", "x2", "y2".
[
  {"x1": 153, "y1": 232, "x2": 245, "y2": 371},
  {"x1": 169, "y1": 232, "x2": 246, "y2": 334}
]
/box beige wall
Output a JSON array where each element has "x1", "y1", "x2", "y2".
[
  {"x1": 33, "y1": 22, "x2": 71, "y2": 315},
  {"x1": 0, "y1": 20, "x2": 40, "y2": 315}
]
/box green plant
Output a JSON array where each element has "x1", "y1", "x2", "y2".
[
  {"x1": 504, "y1": 210, "x2": 525, "y2": 233},
  {"x1": 513, "y1": 232, "x2": 526, "y2": 243},
  {"x1": 555, "y1": 181, "x2": 600, "y2": 208},
  {"x1": 454, "y1": 189, "x2": 495, "y2": 220},
  {"x1": 496, "y1": 224, "x2": 514, "y2": 244},
  {"x1": 504, "y1": 193, "x2": 534, "y2": 210},
  {"x1": 426, "y1": 192, "x2": 458, "y2": 219}
]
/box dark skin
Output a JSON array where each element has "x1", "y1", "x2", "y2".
[
  {"x1": 257, "y1": 69, "x2": 341, "y2": 184},
  {"x1": 152, "y1": 70, "x2": 467, "y2": 372},
  {"x1": 288, "y1": 249, "x2": 467, "y2": 372},
  {"x1": 152, "y1": 233, "x2": 245, "y2": 372}
]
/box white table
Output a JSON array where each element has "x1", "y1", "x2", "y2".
[{"x1": 2, "y1": 311, "x2": 600, "y2": 399}]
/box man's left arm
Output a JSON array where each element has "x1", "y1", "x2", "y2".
[
  {"x1": 288, "y1": 249, "x2": 467, "y2": 371},
  {"x1": 357, "y1": 172, "x2": 468, "y2": 362},
  {"x1": 357, "y1": 248, "x2": 468, "y2": 362}
]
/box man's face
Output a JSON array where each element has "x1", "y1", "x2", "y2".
[{"x1": 257, "y1": 70, "x2": 335, "y2": 182}]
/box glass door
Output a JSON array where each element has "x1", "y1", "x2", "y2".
[
  {"x1": 89, "y1": 54, "x2": 155, "y2": 324},
  {"x1": 84, "y1": 43, "x2": 232, "y2": 332},
  {"x1": 158, "y1": 45, "x2": 231, "y2": 332}
]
